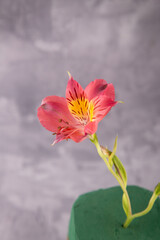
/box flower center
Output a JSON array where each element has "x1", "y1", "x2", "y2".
[{"x1": 67, "y1": 97, "x2": 94, "y2": 125}]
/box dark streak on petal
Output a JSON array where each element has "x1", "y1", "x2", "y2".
[
  {"x1": 99, "y1": 84, "x2": 108, "y2": 91},
  {"x1": 74, "y1": 116, "x2": 79, "y2": 120},
  {"x1": 69, "y1": 91, "x2": 74, "y2": 100},
  {"x1": 66, "y1": 97, "x2": 72, "y2": 102},
  {"x1": 93, "y1": 105, "x2": 100, "y2": 110},
  {"x1": 41, "y1": 103, "x2": 48, "y2": 110},
  {"x1": 68, "y1": 102, "x2": 74, "y2": 106},
  {"x1": 74, "y1": 88, "x2": 78, "y2": 99}
]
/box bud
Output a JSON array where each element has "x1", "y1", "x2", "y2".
[{"x1": 100, "y1": 145, "x2": 110, "y2": 158}]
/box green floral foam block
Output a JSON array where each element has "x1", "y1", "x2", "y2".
[{"x1": 68, "y1": 186, "x2": 160, "y2": 240}]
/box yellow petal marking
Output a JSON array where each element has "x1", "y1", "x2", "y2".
[
  {"x1": 68, "y1": 98, "x2": 94, "y2": 124},
  {"x1": 89, "y1": 100, "x2": 94, "y2": 122}
]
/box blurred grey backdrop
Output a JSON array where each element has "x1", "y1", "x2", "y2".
[{"x1": 0, "y1": 0, "x2": 160, "y2": 239}]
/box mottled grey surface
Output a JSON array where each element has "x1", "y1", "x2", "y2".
[{"x1": 0, "y1": 0, "x2": 160, "y2": 239}]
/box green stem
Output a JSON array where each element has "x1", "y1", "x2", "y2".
[
  {"x1": 123, "y1": 192, "x2": 158, "y2": 228},
  {"x1": 90, "y1": 133, "x2": 132, "y2": 216},
  {"x1": 90, "y1": 133, "x2": 159, "y2": 228}
]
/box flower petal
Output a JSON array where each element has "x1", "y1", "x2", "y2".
[
  {"x1": 91, "y1": 95, "x2": 117, "y2": 122},
  {"x1": 53, "y1": 127, "x2": 87, "y2": 144},
  {"x1": 85, "y1": 79, "x2": 115, "y2": 101},
  {"x1": 66, "y1": 76, "x2": 86, "y2": 102},
  {"x1": 85, "y1": 81, "x2": 117, "y2": 122},
  {"x1": 37, "y1": 96, "x2": 76, "y2": 132},
  {"x1": 70, "y1": 129, "x2": 87, "y2": 142},
  {"x1": 84, "y1": 121, "x2": 98, "y2": 135},
  {"x1": 66, "y1": 76, "x2": 90, "y2": 124}
]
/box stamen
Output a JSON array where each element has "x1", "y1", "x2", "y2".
[
  {"x1": 58, "y1": 119, "x2": 69, "y2": 126},
  {"x1": 67, "y1": 95, "x2": 93, "y2": 125}
]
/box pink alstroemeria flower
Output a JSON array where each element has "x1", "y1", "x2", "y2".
[{"x1": 37, "y1": 75, "x2": 117, "y2": 145}]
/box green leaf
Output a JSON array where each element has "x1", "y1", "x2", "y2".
[
  {"x1": 112, "y1": 155, "x2": 127, "y2": 187},
  {"x1": 109, "y1": 136, "x2": 118, "y2": 165},
  {"x1": 103, "y1": 136, "x2": 127, "y2": 187},
  {"x1": 154, "y1": 183, "x2": 160, "y2": 196},
  {"x1": 122, "y1": 193, "x2": 130, "y2": 217}
]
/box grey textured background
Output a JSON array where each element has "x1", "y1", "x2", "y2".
[{"x1": 0, "y1": 0, "x2": 160, "y2": 239}]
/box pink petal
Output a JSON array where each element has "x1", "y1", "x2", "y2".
[
  {"x1": 37, "y1": 96, "x2": 76, "y2": 132},
  {"x1": 66, "y1": 76, "x2": 86, "y2": 102},
  {"x1": 85, "y1": 81, "x2": 117, "y2": 122},
  {"x1": 70, "y1": 129, "x2": 88, "y2": 142},
  {"x1": 91, "y1": 95, "x2": 117, "y2": 122},
  {"x1": 53, "y1": 127, "x2": 87, "y2": 144},
  {"x1": 85, "y1": 79, "x2": 115, "y2": 101},
  {"x1": 52, "y1": 134, "x2": 66, "y2": 145},
  {"x1": 84, "y1": 121, "x2": 98, "y2": 135}
]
